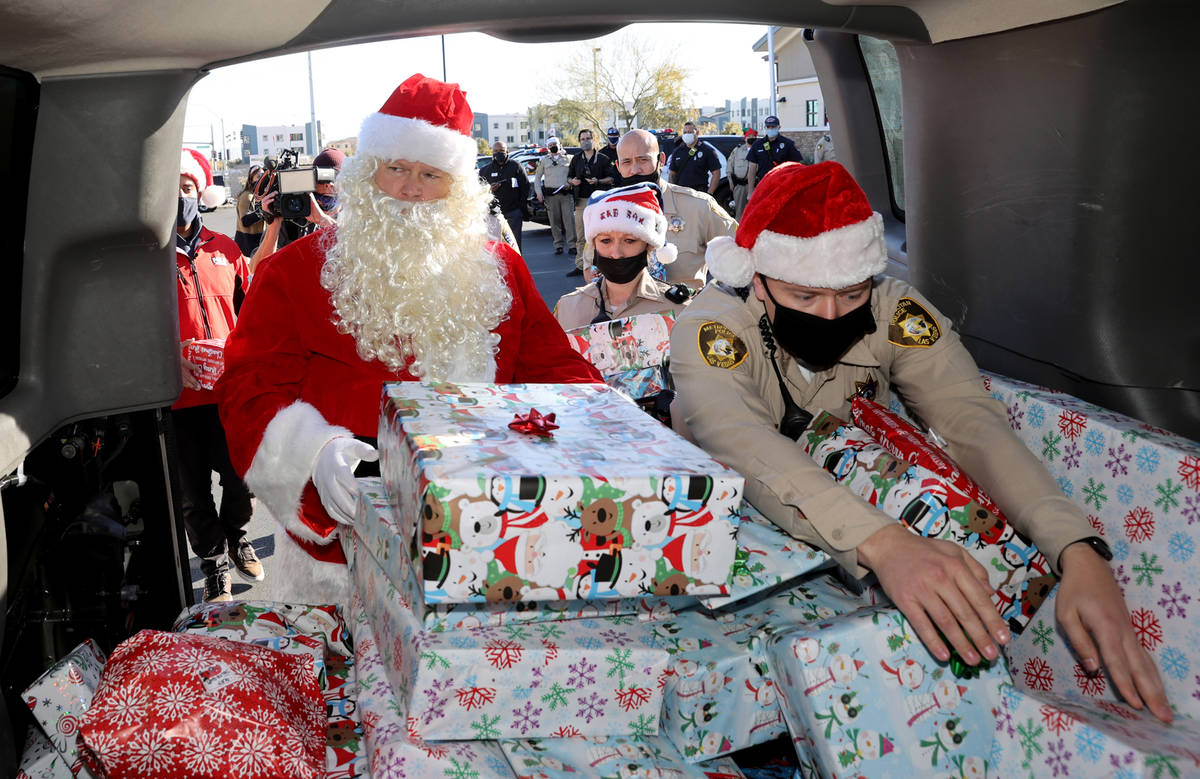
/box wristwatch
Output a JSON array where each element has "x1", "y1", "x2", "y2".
[{"x1": 1059, "y1": 536, "x2": 1113, "y2": 571}]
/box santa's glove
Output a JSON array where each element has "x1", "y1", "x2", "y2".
[{"x1": 311, "y1": 437, "x2": 379, "y2": 525}]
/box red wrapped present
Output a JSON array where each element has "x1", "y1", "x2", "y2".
[
  {"x1": 78, "y1": 630, "x2": 325, "y2": 779},
  {"x1": 183, "y1": 339, "x2": 225, "y2": 390}
]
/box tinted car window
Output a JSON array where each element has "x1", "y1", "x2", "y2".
[
  {"x1": 860, "y1": 35, "x2": 905, "y2": 216},
  {"x1": 0, "y1": 66, "x2": 38, "y2": 398}
]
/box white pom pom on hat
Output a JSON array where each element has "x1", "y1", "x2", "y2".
[
  {"x1": 705, "y1": 161, "x2": 887, "y2": 289},
  {"x1": 180, "y1": 148, "x2": 225, "y2": 208},
  {"x1": 654, "y1": 243, "x2": 678, "y2": 265}
]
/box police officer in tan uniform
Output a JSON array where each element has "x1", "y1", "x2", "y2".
[
  {"x1": 609, "y1": 129, "x2": 737, "y2": 288},
  {"x1": 672, "y1": 161, "x2": 1171, "y2": 722},
  {"x1": 554, "y1": 183, "x2": 689, "y2": 331}
]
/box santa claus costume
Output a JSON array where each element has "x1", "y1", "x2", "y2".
[{"x1": 217, "y1": 74, "x2": 602, "y2": 605}]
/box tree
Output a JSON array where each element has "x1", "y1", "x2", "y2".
[
  {"x1": 724, "y1": 121, "x2": 744, "y2": 134},
  {"x1": 540, "y1": 34, "x2": 692, "y2": 135},
  {"x1": 476, "y1": 137, "x2": 491, "y2": 155}
]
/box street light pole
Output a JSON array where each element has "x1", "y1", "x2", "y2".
[
  {"x1": 767, "y1": 26, "x2": 777, "y2": 117},
  {"x1": 593, "y1": 47, "x2": 601, "y2": 128},
  {"x1": 307, "y1": 51, "x2": 320, "y2": 155}
]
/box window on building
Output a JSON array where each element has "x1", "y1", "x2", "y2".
[
  {"x1": 520, "y1": 121, "x2": 527, "y2": 128},
  {"x1": 806, "y1": 100, "x2": 819, "y2": 127},
  {"x1": 859, "y1": 35, "x2": 905, "y2": 215},
  {"x1": 290, "y1": 132, "x2": 303, "y2": 141},
  {"x1": 506, "y1": 121, "x2": 513, "y2": 129},
  {"x1": 506, "y1": 135, "x2": 514, "y2": 143},
  {"x1": 262, "y1": 134, "x2": 268, "y2": 142},
  {"x1": 275, "y1": 134, "x2": 284, "y2": 141},
  {"x1": 493, "y1": 122, "x2": 499, "y2": 129}
]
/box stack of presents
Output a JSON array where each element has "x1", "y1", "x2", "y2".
[{"x1": 17, "y1": 313, "x2": 1200, "y2": 778}]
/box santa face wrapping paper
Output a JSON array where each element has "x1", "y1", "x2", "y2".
[
  {"x1": 651, "y1": 575, "x2": 881, "y2": 763},
  {"x1": 801, "y1": 410, "x2": 1051, "y2": 632},
  {"x1": 766, "y1": 605, "x2": 1008, "y2": 778},
  {"x1": 348, "y1": 525, "x2": 670, "y2": 741},
  {"x1": 563, "y1": 313, "x2": 675, "y2": 376},
  {"x1": 171, "y1": 601, "x2": 366, "y2": 779},
  {"x1": 989, "y1": 680, "x2": 1200, "y2": 778},
  {"x1": 21, "y1": 639, "x2": 106, "y2": 770},
  {"x1": 377, "y1": 382, "x2": 744, "y2": 603},
  {"x1": 984, "y1": 372, "x2": 1200, "y2": 722},
  {"x1": 499, "y1": 735, "x2": 747, "y2": 778},
  {"x1": 76, "y1": 630, "x2": 326, "y2": 779},
  {"x1": 352, "y1": 478, "x2": 697, "y2": 632}
]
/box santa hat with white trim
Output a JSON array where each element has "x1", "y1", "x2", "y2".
[
  {"x1": 180, "y1": 148, "x2": 224, "y2": 209},
  {"x1": 706, "y1": 161, "x2": 886, "y2": 289},
  {"x1": 583, "y1": 183, "x2": 678, "y2": 264},
  {"x1": 356, "y1": 73, "x2": 477, "y2": 178}
]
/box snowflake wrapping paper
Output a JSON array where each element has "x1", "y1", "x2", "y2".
[
  {"x1": 21, "y1": 638, "x2": 106, "y2": 770},
  {"x1": 989, "y1": 680, "x2": 1200, "y2": 777},
  {"x1": 697, "y1": 502, "x2": 832, "y2": 612},
  {"x1": 986, "y1": 372, "x2": 1200, "y2": 722},
  {"x1": 563, "y1": 313, "x2": 675, "y2": 375},
  {"x1": 347, "y1": 583, "x2": 521, "y2": 779},
  {"x1": 766, "y1": 604, "x2": 1009, "y2": 778},
  {"x1": 16, "y1": 726, "x2": 90, "y2": 779},
  {"x1": 498, "y1": 735, "x2": 747, "y2": 778},
  {"x1": 651, "y1": 574, "x2": 881, "y2": 763},
  {"x1": 377, "y1": 382, "x2": 744, "y2": 603},
  {"x1": 801, "y1": 409, "x2": 1051, "y2": 632},
  {"x1": 351, "y1": 477, "x2": 697, "y2": 633},
  {"x1": 171, "y1": 600, "x2": 367, "y2": 779},
  {"x1": 349, "y1": 524, "x2": 670, "y2": 741},
  {"x1": 76, "y1": 630, "x2": 326, "y2": 779}
]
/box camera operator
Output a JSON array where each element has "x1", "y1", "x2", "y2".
[{"x1": 250, "y1": 148, "x2": 344, "y2": 273}]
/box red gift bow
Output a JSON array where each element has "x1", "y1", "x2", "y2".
[{"x1": 508, "y1": 408, "x2": 559, "y2": 437}]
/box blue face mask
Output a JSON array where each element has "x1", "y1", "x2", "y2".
[
  {"x1": 766, "y1": 128, "x2": 780, "y2": 139},
  {"x1": 177, "y1": 195, "x2": 199, "y2": 227}
]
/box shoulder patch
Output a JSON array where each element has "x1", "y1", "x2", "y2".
[
  {"x1": 888, "y1": 297, "x2": 942, "y2": 348},
  {"x1": 696, "y1": 321, "x2": 748, "y2": 369}
]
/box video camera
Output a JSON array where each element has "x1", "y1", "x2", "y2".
[{"x1": 253, "y1": 149, "x2": 336, "y2": 221}]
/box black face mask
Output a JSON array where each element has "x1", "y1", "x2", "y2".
[
  {"x1": 315, "y1": 193, "x2": 338, "y2": 213},
  {"x1": 548, "y1": 146, "x2": 559, "y2": 154},
  {"x1": 595, "y1": 249, "x2": 648, "y2": 285},
  {"x1": 177, "y1": 196, "x2": 198, "y2": 228},
  {"x1": 493, "y1": 152, "x2": 508, "y2": 164},
  {"x1": 762, "y1": 277, "x2": 876, "y2": 370},
  {"x1": 621, "y1": 168, "x2": 660, "y2": 187}
]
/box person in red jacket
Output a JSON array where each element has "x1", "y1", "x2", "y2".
[
  {"x1": 217, "y1": 75, "x2": 602, "y2": 605},
  {"x1": 175, "y1": 148, "x2": 259, "y2": 602}
]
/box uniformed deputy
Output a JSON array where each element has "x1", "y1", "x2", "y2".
[
  {"x1": 746, "y1": 115, "x2": 803, "y2": 198},
  {"x1": 532, "y1": 136, "x2": 576, "y2": 258},
  {"x1": 813, "y1": 128, "x2": 836, "y2": 163},
  {"x1": 478, "y1": 140, "x2": 529, "y2": 251},
  {"x1": 609, "y1": 129, "x2": 737, "y2": 288},
  {"x1": 727, "y1": 128, "x2": 756, "y2": 220},
  {"x1": 671, "y1": 161, "x2": 1171, "y2": 723},
  {"x1": 667, "y1": 121, "x2": 722, "y2": 194},
  {"x1": 553, "y1": 183, "x2": 689, "y2": 331},
  {"x1": 566, "y1": 128, "x2": 616, "y2": 265}
]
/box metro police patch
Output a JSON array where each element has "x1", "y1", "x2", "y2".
[
  {"x1": 697, "y1": 321, "x2": 747, "y2": 369},
  {"x1": 888, "y1": 297, "x2": 941, "y2": 348}
]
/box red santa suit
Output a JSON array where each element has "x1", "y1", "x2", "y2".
[{"x1": 216, "y1": 229, "x2": 601, "y2": 587}]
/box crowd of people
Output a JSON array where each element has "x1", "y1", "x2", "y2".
[{"x1": 171, "y1": 73, "x2": 1171, "y2": 724}]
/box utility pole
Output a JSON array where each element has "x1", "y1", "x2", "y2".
[
  {"x1": 593, "y1": 47, "x2": 601, "y2": 128},
  {"x1": 767, "y1": 26, "x2": 777, "y2": 117},
  {"x1": 307, "y1": 51, "x2": 320, "y2": 155},
  {"x1": 442, "y1": 36, "x2": 447, "y2": 81}
]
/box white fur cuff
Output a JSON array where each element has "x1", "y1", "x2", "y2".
[
  {"x1": 357, "y1": 113, "x2": 477, "y2": 178},
  {"x1": 244, "y1": 400, "x2": 352, "y2": 545}
]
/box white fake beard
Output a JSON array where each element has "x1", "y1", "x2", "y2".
[{"x1": 320, "y1": 156, "x2": 513, "y2": 380}]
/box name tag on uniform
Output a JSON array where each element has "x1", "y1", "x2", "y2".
[
  {"x1": 490, "y1": 172, "x2": 498, "y2": 178},
  {"x1": 511, "y1": 178, "x2": 518, "y2": 188},
  {"x1": 696, "y1": 151, "x2": 704, "y2": 159},
  {"x1": 210, "y1": 255, "x2": 229, "y2": 266}
]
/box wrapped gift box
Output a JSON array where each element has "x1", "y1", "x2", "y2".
[
  {"x1": 16, "y1": 726, "x2": 90, "y2": 779},
  {"x1": 22, "y1": 639, "x2": 106, "y2": 770},
  {"x1": 698, "y1": 502, "x2": 831, "y2": 612},
  {"x1": 801, "y1": 409, "x2": 1050, "y2": 632},
  {"x1": 652, "y1": 575, "x2": 881, "y2": 763},
  {"x1": 348, "y1": 525, "x2": 670, "y2": 741},
  {"x1": 986, "y1": 372, "x2": 1200, "y2": 720},
  {"x1": 183, "y1": 338, "x2": 225, "y2": 390},
  {"x1": 377, "y1": 382, "x2": 744, "y2": 603},
  {"x1": 990, "y1": 680, "x2": 1200, "y2": 776},
  {"x1": 347, "y1": 585, "x2": 521, "y2": 779},
  {"x1": 499, "y1": 735, "x2": 747, "y2": 778},
  {"x1": 351, "y1": 478, "x2": 696, "y2": 632},
  {"x1": 172, "y1": 601, "x2": 367, "y2": 779},
  {"x1": 766, "y1": 605, "x2": 1009, "y2": 778},
  {"x1": 564, "y1": 313, "x2": 675, "y2": 375}
]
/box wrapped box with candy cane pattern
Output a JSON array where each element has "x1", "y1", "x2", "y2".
[
  {"x1": 347, "y1": 525, "x2": 670, "y2": 741},
  {"x1": 498, "y1": 735, "x2": 748, "y2": 778},
  {"x1": 377, "y1": 382, "x2": 743, "y2": 604},
  {"x1": 21, "y1": 639, "x2": 106, "y2": 772},
  {"x1": 989, "y1": 680, "x2": 1200, "y2": 777},
  {"x1": 16, "y1": 726, "x2": 89, "y2": 779},
  {"x1": 766, "y1": 605, "x2": 1008, "y2": 778},
  {"x1": 651, "y1": 574, "x2": 880, "y2": 763},
  {"x1": 351, "y1": 478, "x2": 695, "y2": 633},
  {"x1": 985, "y1": 372, "x2": 1200, "y2": 721}
]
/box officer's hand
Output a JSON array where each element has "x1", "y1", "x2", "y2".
[
  {"x1": 179, "y1": 340, "x2": 202, "y2": 391},
  {"x1": 586, "y1": 177, "x2": 597, "y2": 185},
  {"x1": 536, "y1": 193, "x2": 544, "y2": 203},
  {"x1": 859, "y1": 524, "x2": 1009, "y2": 666},
  {"x1": 490, "y1": 182, "x2": 501, "y2": 192},
  {"x1": 1056, "y1": 544, "x2": 1172, "y2": 722},
  {"x1": 568, "y1": 177, "x2": 581, "y2": 186}
]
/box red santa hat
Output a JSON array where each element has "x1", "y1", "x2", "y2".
[
  {"x1": 706, "y1": 161, "x2": 885, "y2": 289},
  {"x1": 583, "y1": 183, "x2": 678, "y2": 264},
  {"x1": 180, "y1": 148, "x2": 224, "y2": 209},
  {"x1": 356, "y1": 73, "x2": 477, "y2": 178}
]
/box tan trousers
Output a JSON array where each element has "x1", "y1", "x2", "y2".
[
  {"x1": 733, "y1": 183, "x2": 749, "y2": 220},
  {"x1": 544, "y1": 193, "x2": 575, "y2": 250},
  {"x1": 574, "y1": 201, "x2": 589, "y2": 267}
]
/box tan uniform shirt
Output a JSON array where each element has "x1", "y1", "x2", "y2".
[
  {"x1": 533, "y1": 153, "x2": 572, "y2": 198},
  {"x1": 670, "y1": 277, "x2": 1092, "y2": 578},
  {"x1": 729, "y1": 144, "x2": 752, "y2": 180},
  {"x1": 553, "y1": 268, "x2": 683, "y2": 331},
  {"x1": 813, "y1": 133, "x2": 836, "y2": 163},
  {"x1": 659, "y1": 181, "x2": 738, "y2": 287}
]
